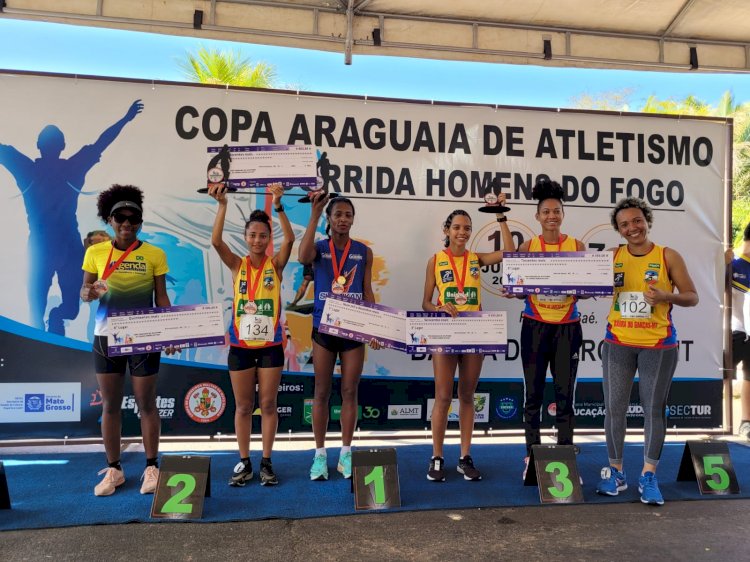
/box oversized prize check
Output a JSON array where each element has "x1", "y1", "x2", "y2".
[
  {"x1": 107, "y1": 303, "x2": 226, "y2": 356},
  {"x1": 406, "y1": 311, "x2": 507, "y2": 355},
  {"x1": 207, "y1": 144, "x2": 317, "y2": 189},
  {"x1": 318, "y1": 295, "x2": 407, "y2": 352},
  {"x1": 502, "y1": 251, "x2": 613, "y2": 297}
]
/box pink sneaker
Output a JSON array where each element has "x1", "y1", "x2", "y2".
[
  {"x1": 94, "y1": 466, "x2": 125, "y2": 496},
  {"x1": 140, "y1": 465, "x2": 159, "y2": 494}
]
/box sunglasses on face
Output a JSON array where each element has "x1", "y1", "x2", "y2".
[{"x1": 110, "y1": 212, "x2": 143, "y2": 225}]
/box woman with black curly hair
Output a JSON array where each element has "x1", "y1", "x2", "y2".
[
  {"x1": 595, "y1": 197, "x2": 697, "y2": 505},
  {"x1": 80, "y1": 184, "x2": 175, "y2": 497},
  {"x1": 422, "y1": 198, "x2": 513, "y2": 482},
  {"x1": 208, "y1": 182, "x2": 293, "y2": 487},
  {"x1": 517, "y1": 178, "x2": 585, "y2": 481}
]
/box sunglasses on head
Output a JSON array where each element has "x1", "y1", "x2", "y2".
[{"x1": 110, "y1": 212, "x2": 143, "y2": 225}]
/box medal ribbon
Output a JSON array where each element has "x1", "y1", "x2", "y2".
[
  {"x1": 101, "y1": 240, "x2": 140, "y2": 281},
  {"x1": 329, "y1": 238, "x2": 351, "y2": 289},
  {"x1": 445, "y1": 248, "x2": 469, "y2": 294},
  {"x1": 245, "y1": 255, "x2": 268, "y2": 302},
  {"x1": 540, "y1": 234, "x2": 563, "y2": 252}
]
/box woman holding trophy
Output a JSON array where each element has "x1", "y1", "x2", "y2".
[
  {"x1": 209, "y1": 182, "x2": 294, "y2": 487},
  {"x1": 421, "y1": 192, "x2": 514, "y2": 482}
]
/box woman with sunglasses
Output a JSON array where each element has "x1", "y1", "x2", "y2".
[
  {"x1": 81, "y1": 184, "x2": 176, "y2": 497},
  {"x1": 209, "y1": 182, "x2": 293, "y2": 487}
]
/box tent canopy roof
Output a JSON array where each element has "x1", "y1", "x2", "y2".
[{"x1": 3, "y1": 0, "x2": 749, "y2": 73}]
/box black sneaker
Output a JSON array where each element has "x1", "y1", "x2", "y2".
[
  {"x1": 229, "y1": 460, "x2": 254, "y2": 487},
  {"x1": 457, "y1": 455, "x2": 482, "y2": 481},
  {"x1": 427, "y1": 456, "x2": 446, "y2": 482},
  {"x1": 259, "y1": 461, "x2": 279, "y2": 486}
]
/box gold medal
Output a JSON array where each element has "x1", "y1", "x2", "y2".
[{"x1": 336, "y1": 275, "x2": 346, "y2": 285}]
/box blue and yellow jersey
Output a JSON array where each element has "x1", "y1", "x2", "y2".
[
  {"x1": 433, "y1": 249, "x2": 482, "y2": 312},
  {"x1": 522, "y1": 235, "x2": 580, "y2": 324},
  {"x1": 605, "y1": 244, "x2": 676, "y2": 348},
  {"x1": 229, "y1": 256, "x2": 282, "y2": 348},
  {"x1": 82, "y1": 240, "x2": 168, "y2": 336},
  {"x1": 731, "y1": 253, "x2": 750, "y2": 333},
  {"x1": 312, "y1": 238, "x2": 368, "y2": 329}
]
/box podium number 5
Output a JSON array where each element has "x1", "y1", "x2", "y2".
[
  {"x1": 545, "y1": 461, "x2": 573, "y2": 499},
  {"x1": 703, "y1": 455, "x2": 730, "y2": 491},
  {"x1": 364, "y1": 465, "x2": 386, "y2": 504},
  {"x1": 161, "y1": 474, "x2": 196, "y2": 514}
]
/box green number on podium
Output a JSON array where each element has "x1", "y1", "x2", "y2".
[
  {"x1": 545, "y1": 461, "x2": 573, "y2": 499},
  {"x1": 363, "y1": 465, "x2": 386, "y2": 504},
  {"x1": 703, "y1": 455, "x2": 730, "y2": 491},
  {"x1": 161, "y1": 473, "x2": 197, "y2": 514}
]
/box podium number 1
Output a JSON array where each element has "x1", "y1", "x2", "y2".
[
  {"x1": 364, "y1": 465, "x2": 385, "y2": 504},
  {"x1": 703, "y1": 455, "x2": 730, "y2": 491},
  {"x1": 161, "y1": 473, "x2": 196, "y2": 514},
  {"x1": 545, "y1": 461, "x2": 573, "y2": 499}
]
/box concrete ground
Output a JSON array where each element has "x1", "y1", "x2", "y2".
[{"x1": 2, "y1": 499, "x2": 749, "y2": 561}]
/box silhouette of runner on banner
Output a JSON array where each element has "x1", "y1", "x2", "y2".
[{"x1": 0, "y1": 99, "x2": 143, "y2": 335}]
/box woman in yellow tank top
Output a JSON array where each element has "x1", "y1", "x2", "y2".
[
  {"x1": 421, "y1": 196, "x2": 514, "y2": 482},
  {"x1": 209, "y1": 182, "x2": 294, "y2": 487},
  {"x1": 596, "y1": 197, "x2": 698, "y2": 505}
]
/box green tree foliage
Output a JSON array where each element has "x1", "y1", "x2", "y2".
[{"x1": 179, "y1": 46, "x2": 276, "y2": 88}]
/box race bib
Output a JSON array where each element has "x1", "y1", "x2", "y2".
[
  {"x1": 239, "y1": 314, "x2": 274, "y2": 342},
  {"x1": 617, "y1": 291, "x2": 652, "y2": 318},
  {"x1": 537, "y1": 294, "x2": 567, "y2": 303}
]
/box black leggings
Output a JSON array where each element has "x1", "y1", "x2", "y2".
[{"x1": 521, "y1": 317, "x2": 583, "y2": 455}]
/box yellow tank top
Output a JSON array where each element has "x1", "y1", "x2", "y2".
[
  {"x1": 522, "y1": 235, "x2": 580, "y2": 324},
  {"x1": 230, "y1": 256, "x2": 282, "y2": 349},
  {"x1": 606, "y1": 244, "x2": 677, "y2": 348},
  {"x1": 433, "y1": 249, "x2": 482, "y2": 312}
]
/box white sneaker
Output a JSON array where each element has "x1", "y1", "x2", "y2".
[
  {"x1": 140, "y1": 466, "x2": 159, "y2": 494},
  {"x1": 522, "y1": 456, "x2": 530, "y2": 482},
  {"x1": 94, "y1": 466, "x2": 125, "y2": 496},
  {"x1": 739, "y1": 420, "x2": 750, "y2": 441}
]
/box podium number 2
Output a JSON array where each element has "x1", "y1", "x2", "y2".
[
  {"x1": 703, "y1": 455, "x2": 730, "y2": 491},
  {"x1": 161, "y1": 474, "x2": 196, "y2": 514},
  {"x1": 545, "y1": 461, "x2": 573, "y2": 499},
  {"x1": 364, "y1": 466, "x2": 385, "y2": 504}
]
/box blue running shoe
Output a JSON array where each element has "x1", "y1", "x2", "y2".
[
  {"x1": 638, "y1": 471, "x2": 664, "y2": 505},
  {"x1": 310, "y1": 454, "x2": 329, "y2": 481},
  {"x1": 337, "y1": 451, "x2": 352, "y2": 479},
  {"x1": 596, "y1": 466, "x2": 627, "y2": 496}
]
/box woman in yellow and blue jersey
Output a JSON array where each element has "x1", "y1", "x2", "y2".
[
  {"x1": 596, "y1": 197, "x2": 698, "y2": 506},
  {"x1": 517, "y1": 179, "x2": 585, "y2": 481},
  {"x1": 81, "y1": 184, "x2": 176, "y2": 497},
  {"x1": 209, "y1": 182, "x2": 294, "y2": 487},
  {"x1": 422, "y1": 197, "x2": 514, "y2": 482}
]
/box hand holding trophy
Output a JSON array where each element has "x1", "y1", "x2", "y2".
[{"x1": 478, "y1": 177, "x2": 511, "y2": 214}]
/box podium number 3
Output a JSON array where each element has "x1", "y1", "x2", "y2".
[
  {"x1": 161, "y1": 474, "x2": 196, "y2": 514},
  {"x1": 364, "y1": 466, "x2": 386, "y2": 504},
  {"x1": 545, "y1": 461, "x2": 573, "y2": 499},
  {"x1": 703, "y1": 455, "x2": 730, "y2": 491}
]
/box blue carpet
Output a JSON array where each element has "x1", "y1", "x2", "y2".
[{"x1": 1, "y1": 442, "x2": 749, "y2": 530}]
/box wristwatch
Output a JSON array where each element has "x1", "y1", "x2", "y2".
[
  {"x1": 275, "y1": 204, "x2": 284, "y2": 213},
  {"x1": 496, "y1": 216, "x2": 507, "y2": 223}
]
